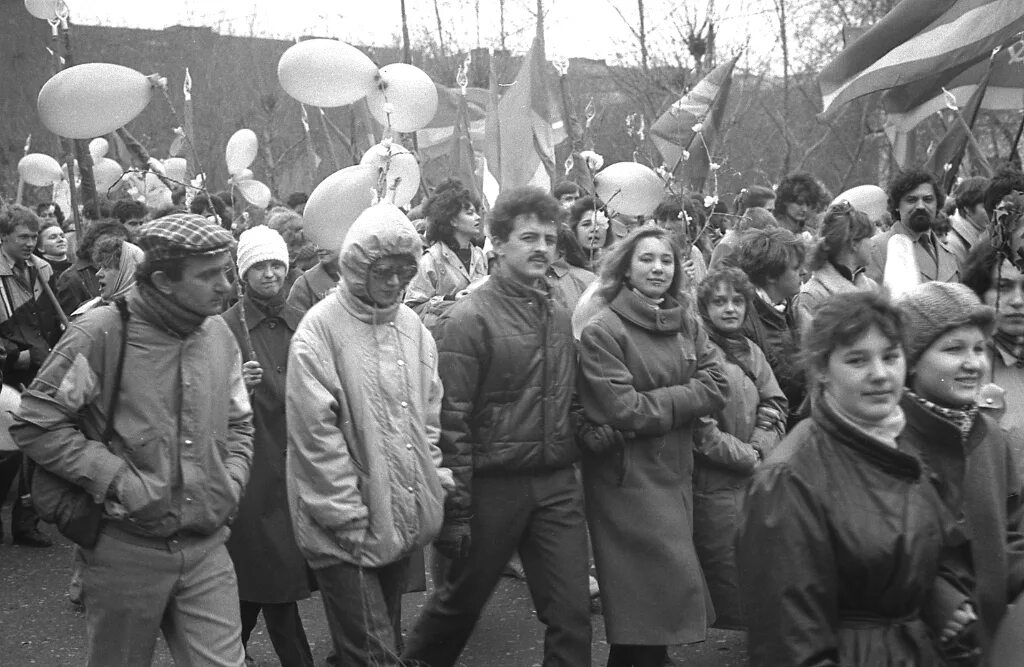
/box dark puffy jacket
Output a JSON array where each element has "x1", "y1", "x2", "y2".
[
  {"x1": 741, "y1": 297, "x2": 804, "y2": 423},
  {"x1": 434, "y1": 274, "x2": 578, "y2": 518}
]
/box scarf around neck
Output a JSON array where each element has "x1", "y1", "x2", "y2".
[
  {"x1": 247, "y1": 289, "x2": 286, "y2": 319},
  {"x1": 822, "y1": 388, "x2": 905, "y2": 449},
  {"x1": 135, "y1": 281, "x2": 208, "y2": 338},
  {"x1": 904, "y1": 389, "x2": 979, "y2": 444}
]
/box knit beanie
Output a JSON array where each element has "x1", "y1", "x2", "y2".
[
  {"x1": 236, "y1": 225, "x2": 289, "y2": 278},
  {"x1": 895, "y1": 281, "x2": 995, "y2": 369}
]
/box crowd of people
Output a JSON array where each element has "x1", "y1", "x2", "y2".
[{"x1": 1, "y1": 160, "x2": 1024, "y2": 667}]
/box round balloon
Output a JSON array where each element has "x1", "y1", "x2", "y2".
[
  {"x1": 92, "y1": 157, "x2": 124, "y2": 194},
  {"x1": 278, "y1": 39, "x2": 379, "y2": 107},
  {"x1": 832, "y1": 184, "x2": 888, "y2": 223},
  {"x1": 163, "y1": 157, "x2": 188, "y2": 183},
  {"x1": 229, "y1": 168, "x2": 254, "y2": 184},
  {"x1": 88, "y1": 137, "x2": 109, "y2": 162},
  {"x1": 303, "y1": 164, "x2": 379, "y2": 251},
  {"x1": 38, "y1": 63, "x2": 153, "y2": 139},
  {"x1": 594, "y1": 162, "x2": 665, "y2": 217},
  {"x1": 226, "y1": 129, "x2": 258, "y2": 175},
  {"x1": 236, "y1": 179, "x2": 272, "y2": 209},
  {"x1": 360, "y1": 142, "x2": 420, "y2": 207},
  {"x1": 366, "y1": 64, "x2": 439, "y2": 133},
  {"x1": 24, "y1": 0, "x2": 57, "y2": 20},
  {"x1": 18, "y1": 153, "x2": 63, "y2": 187}
]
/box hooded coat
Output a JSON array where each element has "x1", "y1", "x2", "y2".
[
  {"x1": 577, "y1": 288, "x2": 729, "y2": 645},
  {"x1": 285, "y1": 206, "x2": 451, "y2": 569}
]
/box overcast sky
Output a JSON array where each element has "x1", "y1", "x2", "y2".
[{"x1": 66, "y1": 0, "x2": 788, "y2": 69}]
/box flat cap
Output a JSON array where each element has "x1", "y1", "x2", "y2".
[{"x1": 136, "y1": 213, "x2": 235, "y2": 262}]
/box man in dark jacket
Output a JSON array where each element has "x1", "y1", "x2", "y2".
[
  {"x1": 403, "y1": 187, "x2": 592, "y2": 666},
  {"x1": 0, "y1": 205, "x2": 64, "y2": 547}
]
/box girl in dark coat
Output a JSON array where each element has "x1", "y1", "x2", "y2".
[
  {"x1": 895, "y1": 281, "x2": 1024, "y2": 658},
  {"x1": 577, "y1": 226, "x2": 729, "y2": 667},
  {"x1": 223, "y1": 226, "x2": 313, "y2": 667},
  {"x1": 738, "y1": 291, "x2": 972, "y2": 666}
]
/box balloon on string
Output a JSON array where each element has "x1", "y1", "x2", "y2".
[
  {"x1": 593, "y1": 162, "x2": 664, "y2": 217},
  {"x1": 366, "y1": 64, "x2": 439, "y2": 133},
  {"x1": 236, "y1": 179, "x2": 272, "y2": 209},
  {"x1": 24, "y1": 0, "x2": 58, "y2": 20},
  {"x1": 37, "y1": 64, "x2": 154, "y2": 139},
  {"x1": 832, "y1": 185, "x2": 888, "y2": 224},
  {"x1": 88, "y1": 138, "x2": 109, "y2": 162},
  {"x1": 229, "y1": 168, "x2": 254, "y2": 184},
  {"x1": 303, "y1": 164, "x2": 378, "y2": 251},
  {"x1": 360, "y1": 142, "x2": 420, "y2": 207},
  {"x1": 164, "y1": 157, "x2": 188, "y2": 183},
  {"x1": 18, "y1": 153, "x2": 64, "y2": 187},
  {"x1": 225, "y1": 129, "x2": 258, "y2": 175},
  {"x1": 92, "y1": 158, "x2": 124, "y2": 193},
  {"x1": 278, "y1": 39, "x2": 378, "y2": 107}
]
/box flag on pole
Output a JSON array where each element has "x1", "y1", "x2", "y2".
[
  {"x1": 651, "y1": 56, "x2": 738, "y2": 191},
  {"x1": 449, "y1": 91, "x2": 483, "y2": 202},
  {"x1": 415, "y1": 84, "x2": 488, "y2": 160},
  {"x1": 484, "y1": 37, "x2": 565, "y2": 197},
  {"x1": 921, "y1": 63, "x2": 995, "y2": 189},
  {"x1": 819, "y1": 0, "x2": 1024, "y2": 119},
  {"x1": 884, "y1": 35, "x2": 1024, "y2": 133}
]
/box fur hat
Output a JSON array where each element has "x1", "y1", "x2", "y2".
[
  {"x1": 895, "y1": 281, "x2": 995, "y2": 368},
  {"x1": 236, "y1": 225, "x2": 289, "y2": 278}
]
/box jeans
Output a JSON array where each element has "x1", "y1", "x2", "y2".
[
  {"x1": 82, "y1": 525, "x2": 244, "y2": 667},
  {"x1": 315, "y1": 557, "x2": 409, "y2": 667},
  {"x1": 402, "y1": 467, "x2": 592, "y2": 667}
]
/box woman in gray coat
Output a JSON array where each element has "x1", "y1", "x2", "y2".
[{"x1": 577, "y1": 226, "x2": 729, "y2": 667}]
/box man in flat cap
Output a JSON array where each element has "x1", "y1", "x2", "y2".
[{"x1": 12, "y1": 213, "x2": 255, "y2": 666}]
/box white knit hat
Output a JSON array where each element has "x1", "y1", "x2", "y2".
[{"x1": 236, "y1": 225, "x2": 289, "y2": 278}]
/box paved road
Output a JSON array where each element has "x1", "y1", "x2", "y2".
[{"x1": 0, "y1": 525, "x2": 747, "y2": 666}]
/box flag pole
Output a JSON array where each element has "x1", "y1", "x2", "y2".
[{"x1": 942, "y1": 52, "x2": 996, "y2": 192}]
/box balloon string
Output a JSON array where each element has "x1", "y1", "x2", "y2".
[{"x1": 157, "y1": 84, "x2": 208, "y2": 193}]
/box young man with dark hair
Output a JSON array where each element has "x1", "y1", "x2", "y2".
[
  {"x1": 403, "y1": 186, "x2": 592, "y2": 667},
  {"x1": 552, "y1": 181, "x2": 581, "y2": 209},
  {"x1": 12, "y1": 213, "x2": 254, "y2": 665},
  {"x1": 734, "y1": 226, "x2": 806, "y2": 426},
  {"x1": 866, "y1": 168, "x2": 960, "y2": 284}
]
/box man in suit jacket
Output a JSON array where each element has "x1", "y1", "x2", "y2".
[{"x1": 866, "y1": 169, "x2": 960, "y2": 285}]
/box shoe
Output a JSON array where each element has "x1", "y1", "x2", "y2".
[{"x1": 13, "y1": 528, "x2": 53, "y2": 548}]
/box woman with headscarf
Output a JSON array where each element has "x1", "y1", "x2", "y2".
[
  {"x1": 692, "y1": 267, "x2": 787, "y2": 629},
  {"x1": 577, "y1": 225, "x2": 729, "y2": 666},
  {"x1": 70, "y1": 238, "x2": 145, "y2": 318}
]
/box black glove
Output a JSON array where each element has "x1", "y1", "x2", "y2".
[
  {"x1": 579, "y1": 422, "x2": 626, "y2": 455},
  {"x1": 434, "y1": 517, "x2": 472, "y2": 560}
]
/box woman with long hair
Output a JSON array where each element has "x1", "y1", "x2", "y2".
[
  {"x1": 404, "y1": 178, "x2": 487, "y2": 328},
  {"x1": 738, "y1": 290, "x2": 973, "y2": 665},
  {"x1": 577, "y1": 226, "x2": 728, "y2": 666}
]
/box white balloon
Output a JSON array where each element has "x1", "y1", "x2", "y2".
[
  {"x1": 278, "y1": 39, "x2": 379, "y2": 108},
  {"x1": 37, "y1": 63, "x2": 153, "y2": 139},
  {"x1": 360, "y1": 142, "x2": 420, "y2": 207},
  {"x1": 18, "y1": 153, "x2": 63, "y2": 187},
  {"x1": 594, "y1": 162, "x2": 665, "y2": 217},
  {"x1": 164, "y1": 157, "x2": 188, "y2": 183},
  {"x1": 304, "y1": 164, "x2": 379, "y2": 250},
  {"x1": 366, "y1": 64, "x2": 439, "y2": 133},
  {"x1": 88, "y1": 137, "x2": 109, "y2": 162},
  {"x1": 225, "y1": 129, "x2": 258, "y2": 175},
  {"x1": 236, "y1": 179, "x2": 272, "y2": 209},
  {"x1": 24, "y1": 0, "x2": 58, "y2": 21},
  {"x1": 92, "y1": 157, "x2": 124, "y2": 193}
]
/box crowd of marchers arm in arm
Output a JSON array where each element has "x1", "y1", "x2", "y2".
[{"x1": 2, "y1": 166, "x2": 1024, "y2": 667}]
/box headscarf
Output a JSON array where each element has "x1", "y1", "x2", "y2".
[{"x1": 103, "y1": 242, "x2": 145, "y2": 300}]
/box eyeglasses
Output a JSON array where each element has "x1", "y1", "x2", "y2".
[{"x1": 368, "y1": 264, "x2": 418, "y2": 282}]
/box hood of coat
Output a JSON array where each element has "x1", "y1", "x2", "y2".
[{"x1": 339, "y1": 203, "x2": 423, "y2": 303}]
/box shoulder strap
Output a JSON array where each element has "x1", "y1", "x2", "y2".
[{"x1": 102, "y1": 298, "x2": 131, "y2": 445}]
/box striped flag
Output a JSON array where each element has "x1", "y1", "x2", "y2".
[
  {"x1": 819, "y1": 0, "x2": 1024, "y2": 118},
  {"x1": 921, "y1": 63, "x2": 994, "y2": 189},
  {"x1": 884, "y1": 35, "x2": 1024, "y2": 132},
  {"x1": 484, "y1": 36, "x2": 566, "y2": 197},
  {"x1": 651, "y1": 57, "x2": 738, "y2": 191},
  {"x1": 448, "y1": 91, "x2": 483, "y2": 202}
]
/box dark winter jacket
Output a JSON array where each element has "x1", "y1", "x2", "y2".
[
  {"x1": 738, "y1": 395, "x2": 954, "y2": 666},
  {"x1": 434, "y1": 273, "x2": 579, "y2": 519},
  {"x1": 741, "y1": 296, "x2": 804, "y2": 422},
  {"x1": 0, "y1": 252, "x2": 63, "y2": 387}
]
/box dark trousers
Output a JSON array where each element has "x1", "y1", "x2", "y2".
[
  {"x1": 0, "y1": 451, "x2": 39, "y2": 537},
  {"x1": 315, "y1": 557, "x2": 409, "y2": 667},
  {"x1": 402, "y1": 467, "x2": 592, "y2": 667},
  {"x1": 607, "y1": 644, "x2": 668, "y2": 667},
  {"x1": 239, "y1": 600, "x2": 314, "y2": 667}
]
